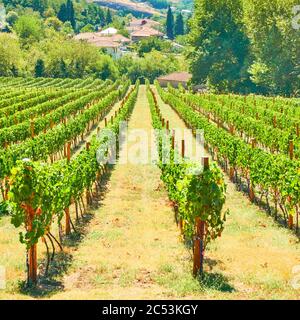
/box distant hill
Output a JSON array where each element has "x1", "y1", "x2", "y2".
[
  {"x1": 169, "y1": 0, "x2": 194, "y2": 11},
  {"x1": 93, "y1": 0, "x2": 193, "y2": 17},
  {"x1": 93, "y1": 0, "x2": 163, "y2": 17}
]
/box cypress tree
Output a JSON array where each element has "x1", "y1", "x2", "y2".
[
  {"x1": 35, "y1": 59, "x2": 45, "y2": 77},
  {"x1": 58, "y1": 3, "x2": 67, "y2": 22},
  {"x1": 66, "y1": 0, "x2": 76, "y2": 29},
  {"x1": 98, "y1": 8, "x2": 105, "y2": 27},
  {"x1": 175, "y1": 12, "x2": 184, "y2": 36},
  {"x1": 106, "y1": 9, "x2": 112, "y2": 24},
  {"x1": 166, "y1": 6, "x2": 174, "y2": 40}
]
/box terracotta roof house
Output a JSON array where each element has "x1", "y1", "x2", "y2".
[
  {"x1": 127, "y1": 18, "x2": 161, "y2": 33},
  {"x1": 157, "y1": 72, "x2": 192, "y2": 89},
  {"x1": 74, "y1": 32, "x2": 130, "y2": 44},
  {"x1": 74, "y1": 32, "x2": 96, "y2": 41},
  {"x1": 74, "y1": 32, "x2": 130, "y2": 58},
  {"x1": 90, "y1": 37, "x2": 126, "y2": 58},
  {"x1": 131, "y1": 26, "x2": 164, "y2": 42},
  {"x1": 109, "y1": 34, "x2": 131, "y2": 44}
]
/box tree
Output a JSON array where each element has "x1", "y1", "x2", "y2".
[
  {"x1": 118, "y1": 50, "x2": 179, "y2": 83},
  {"x1": 45, "y1": 17, "x2": 63, "y2": 31},
  {"x1": 92, "y1": 55, "x2": 119, "y2": 80},
  {"x1": 189, "y1": 0, "x2": 251, "y2": 93},
  {"x1": 244, "y1": 0, "x2": 300, "y2": 96},
  {"x1": 44, "y1": 7, "x2": 56, "y2": 18},
  {"x1": 80, "y1": 24, "x2": 94, "y2": 33},
  {"x1": 58, "y1": 1, "x2": 76, "y2": 29},
  {"x1": 106, "y1": 9, "x2": 112, "y2": 24},
  {"x1": 14, "y1": 15, "x2": 44, "y2": 46},
  {"x1": 42, "y1": 38, "x2": 120, "y2": 79},
  {"x1": 57, "y1": 3, "x2": 67, "y2": 23},
  {"x1": 66, "y1": 0, "x2": 76, "y2": 29},
  {"x1": 97, "y1": 8, "x2": 105, "y2": 27},
  {"x1": 175, "y1": 12, "x2": 184, "y2": 36},
  {"x1": 61, "y1": 21, "x2": 74, "y2": 35},
  {"x1": 166, "y1": 6, "x2": 174, "y2": 39},
  {"x1": 32, "y1": 0, "x2": 47, "y2": 14},
  {"x1": 136, "y1": 37, "x2": 171, "y2": 57},
  {"x1": 80, "y1": 4, "x2": 106, "y2": 28},
  {"x1": 0, "y1": 33, "x2": 23, "y2": 76},
  {"x1": 35, "y1": 58, "x2": 45, "y2": 77}
]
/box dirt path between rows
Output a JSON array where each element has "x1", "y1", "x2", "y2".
[{"x1": 50, "y1": 85, "x2": 195, "y2": 299}]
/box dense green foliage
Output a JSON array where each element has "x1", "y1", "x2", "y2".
[
  {"x1": 135, "y1": 37, "x2": 171, "y2": 57},
  {"x1": 57, "y1": 0, "x2": 76, "y2": 29},
  {"x1": 1, "y1": 0, "x2": 113, "y2": 32},
  {"x1": 190, "y1": 0, "x2": 251, "y2": 93},
  {"x1": 118, "y1": 50, "x2": 186, "y2": 83},
  {"x1": 190, "y1": 0, "x2": 300, "y2": 96},
  {"x1": 244, "y1": 0, "x2": 300, "y2": 96}
]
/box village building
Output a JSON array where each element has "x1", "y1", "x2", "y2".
[
  {"x1": 157, "y1": 72, "x2": 192, "y2": 89},
  {"x1": 74, "y1": 32, "x2": 130, "y2": 58},
  {"x1": 127, "y1": 18, "x2": 161, "y2": 33},
  {"x1": 131, "y1": 26, "x2": 164, "y2": 42},
  {"x1": 126, "y1": 17, "x2": 163, "y2": 42}
]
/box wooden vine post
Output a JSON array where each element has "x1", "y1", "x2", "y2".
[
  {"x1": 171, "y1": 130, "x2": 175, "y2": 150},
  {"x1": 65, "y1": 142, "x2": 71, "y2": 235},
  {"x1": 86, "y1": 142, "x2": 91, "y2": 205},
  {"x1": 20, "y1": 164, "x2": 38, "y2": 285},
  {"x1": 287, "y1": 196, "x2": 294, "y2": 230},
  {"x1": 181, "y1": 139, "x2": 185, "y2": 159},
  {"x1": 229, "y1": 166, "x2": 235, "y2": 181},
  {"x1": 27, "y1": 205, "x2": 37, "y2": 285},
  {"x1": 193, "y1": 157, "x2": 209, "y2": 277},
  {"x1": 178, "y1": 140, "x2": 185, "y2": 234},
  {"x1": 249, "y1": 139, "x2": 256, "y2": 202}
]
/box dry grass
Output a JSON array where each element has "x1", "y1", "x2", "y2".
[{"x1": 0, "y1": 86, "x2": 299, "y2": 300}]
